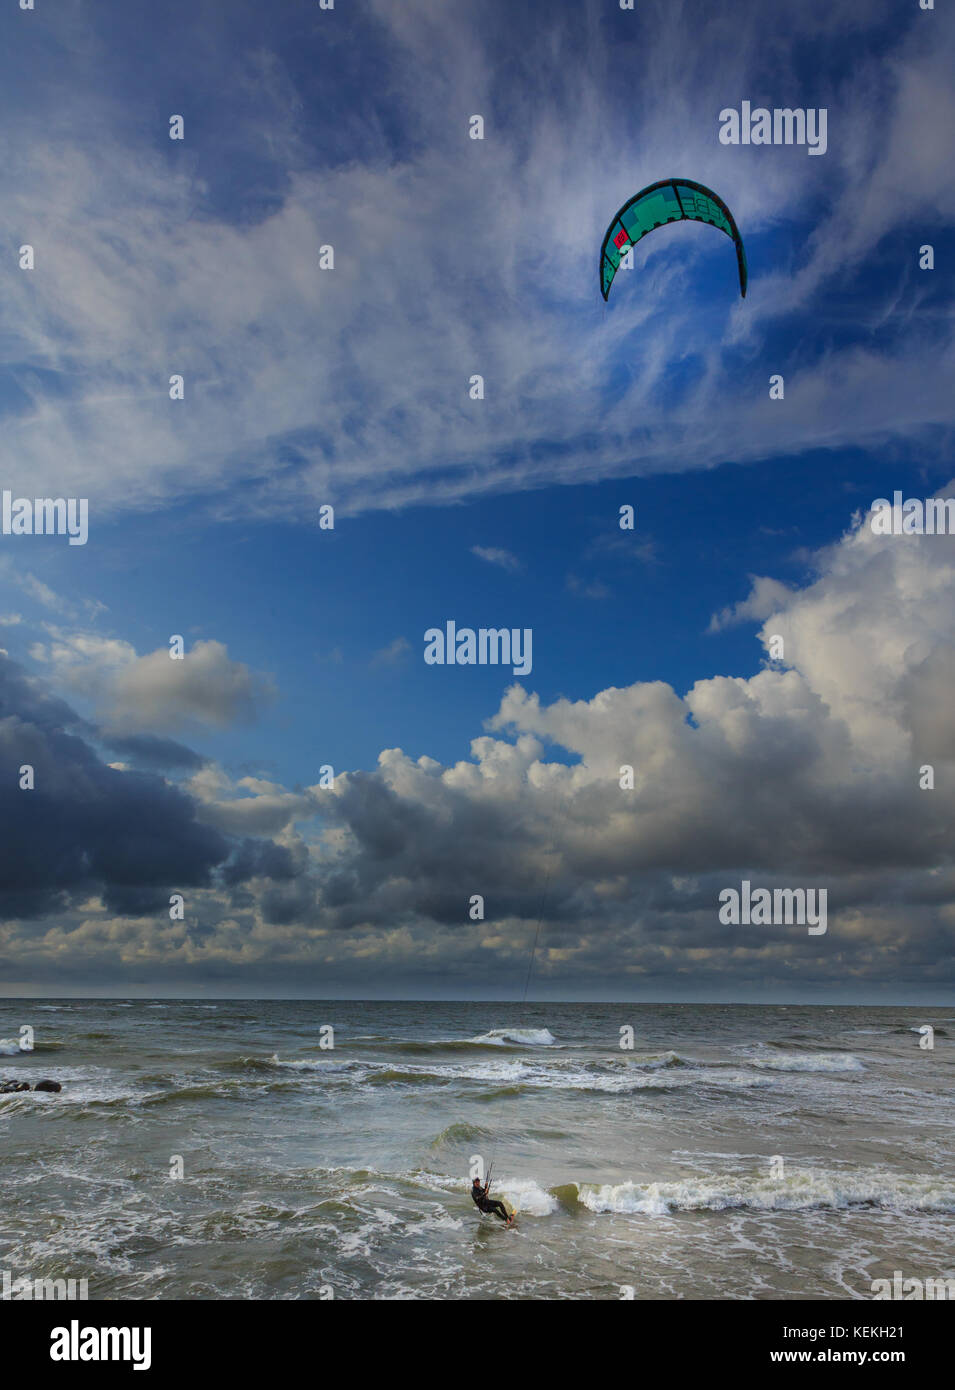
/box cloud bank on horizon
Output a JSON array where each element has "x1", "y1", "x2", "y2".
[{"x1": 2, "y1": 497, "x2": 953, "y2": 997}]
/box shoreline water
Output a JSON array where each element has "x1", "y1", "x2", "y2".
[{"x1": 1, "y1": 1000, "x2": 952, "y2": 1300}]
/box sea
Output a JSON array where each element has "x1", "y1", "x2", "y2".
[{"x1": 1, "y1": 1000, "x2": 952, "y2": 1301}]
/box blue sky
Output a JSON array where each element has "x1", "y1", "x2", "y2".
[
  {"x1": 1, "y1": 444, "x2": 939, "y2": 783},
  {"x1": 1, "y1": 0, "x2": 953, "y2": 999}
]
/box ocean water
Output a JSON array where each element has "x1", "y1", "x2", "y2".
[{"x1": 0, "y1": 1000, "x2": 952, "y2": 1300}]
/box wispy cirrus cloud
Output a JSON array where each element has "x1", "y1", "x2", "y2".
[
  {"x1": 471, "y1": 545, "x2": 522, "y2": 573},
  {"x1": 370, "y1": 636, "x2": 412, "y2": 667},
  {"x1": 0, "y1": 1, "x2": 951, "y2": 529}
]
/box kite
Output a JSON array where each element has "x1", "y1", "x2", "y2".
[{"x1": 599, "y1": 178, "x2": 747, "y2": 301}]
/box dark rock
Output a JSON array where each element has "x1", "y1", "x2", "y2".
[{"x1": 33, "y1": 1079, "x2": 62, "y2": 1093}]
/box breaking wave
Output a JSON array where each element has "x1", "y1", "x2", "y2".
[
  {"x1": 748, "y1": 1053, "x2": 864, "y2": 1073},
  {"x1": 571, "y1": 1169, "x2": 955, "y2": 1215},
  {"x1": 468, "y1": 1028, "x2": 557, "y2": 1047}
]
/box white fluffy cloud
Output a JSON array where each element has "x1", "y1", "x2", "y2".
[{"x1": 30, "y1": 631, "x2": 274, "y2": 732}]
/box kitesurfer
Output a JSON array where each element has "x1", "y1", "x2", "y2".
[{"x1": 471, "y1": 1175, "x2": 513, "y2": 1225}]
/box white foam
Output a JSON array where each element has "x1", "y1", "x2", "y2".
[
  {"x1": 749, "y1": 1052, "x2": 864, "y2": 1073},
  {"x1": 367, "y1": 1058, "x2": 768, "y2": 1093},
  {"x1": 575, "y1": 1169, "x2": 955, "y2": 1215},
  {"x1": 268, "y1": 1054, "x2": 356, "y2": 1071},
  {"x1": 415, "y1": 1171, "x2": 556, "y2": 1216},
  {"x1": 469, "y1": 1028, "x2": 557, "y2": 1047},
  {"x1": 630, "y1": 1050, "x2": 690, "y2": 1069},
  {"x1": 0, "y1": 1038, "x2": 23, "y2": 1055},
  {"x1": 382, "y1": 1059, "x2": 531, "y2": 1083},
  {"x1": 494, "y1": 1177, "x2": 558, "y2": 1216},
  {"x1": 578, "y1": 1068, "x2": 770, "y2": 1093}
]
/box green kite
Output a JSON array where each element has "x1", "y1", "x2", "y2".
[{"x1": 599, "y1": 178, "x2": 747, "y2": 301}]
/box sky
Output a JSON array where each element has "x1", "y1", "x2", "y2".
[{"x1": 0, "y1": 0, "x2": 953, "y2": 1000}]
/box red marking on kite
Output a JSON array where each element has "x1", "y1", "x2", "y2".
[{"x1": 613, "y1": 227, "x2": 629, "y2": 250}]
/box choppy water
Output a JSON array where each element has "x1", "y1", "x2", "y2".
[{"x1": 1, "y1": 1001, "x2": 953, "y2": 1300}]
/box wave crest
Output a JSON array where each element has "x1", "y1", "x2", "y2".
[
  {"x1": 573, "y1": 1169, "x2": 954, "y2": 1215},
  {"x1": 468, "y1": 1028, "x2": 557, "y2": 1047}
]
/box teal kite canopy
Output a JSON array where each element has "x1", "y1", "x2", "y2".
[{"x1": 599, "y1": 178, "x2": 747, "y2": 301}]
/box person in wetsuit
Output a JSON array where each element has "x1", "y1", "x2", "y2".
[{"x1": 471, "y1": 1175, "x2": 511, "y2": 1223}]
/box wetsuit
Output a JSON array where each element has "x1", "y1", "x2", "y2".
[{"x1": 471, "y1": 1182, "x2": 509, "y2": 1222}]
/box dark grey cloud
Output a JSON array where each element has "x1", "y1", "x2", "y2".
[
  {"x1": 0, "y1": 655, "x2": 284, "y2": 921},
  {"x1": 102, "y1": 732, "x2": 207, "y2": 772},
  {"x1": 221, "y1": 837, "x2": 298, "y2": 887}
]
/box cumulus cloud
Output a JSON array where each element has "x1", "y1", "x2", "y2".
[
  {"x1": 108, "y1": 640, "x2": 274, "y2": 732},
  {"x1": 4, "y1": 506, "x2": 951, "y2": 995},
  {"x1": 0, "y1": 654, "x2": 293, "y2": 925},
  {"x1": 708, "y1": 576, "x2": 795, "y2": 633},
  {"x1": 102, "y1": 732, "x2": 207, "y2": 772},
  {"x1": 30, "y1": 632, "x2": 274, "y2": 733},
  {"x1": 0, "y1": 655, "x2": 231, "y2": 918},
  {"x1": 190, "y1": 771, "x2": 316, "y2": 837},
  {"x1": 276, "y1": 509, "x2": 953, "y2": 992}
]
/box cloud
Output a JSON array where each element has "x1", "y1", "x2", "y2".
[
  {"x1": 259, "y1": 510, "x2": 953, "y2": 987},
  {"x1": 108, "y1": 640, "x2": 274, "y2": 732},
  {"x1": 369, "y1": 636, "x2": 412, "y2": 667},
  {"x1": 708, "y1": 576, "x2": 795, "y2": 632},
  {"x1": 0, "y1": 652, "x2": 306, "y2": 931},
  {"x1": 0, "y1": 654, "x2": 231, "y2": 918},
  {"x1": 2, "y1": 505, "x2": 953, "y2": 992},
  {"x1": 102, "y1": 732, "x2": 207, "y2": 772},
  {"x1": 566, "y1": 573, "x2": 611, "y2": 600},
  {"x1": 0, "y1": 559, "x2": 107, "y2": 622},
  {"x1": 0, "y1": 562, "x2": 68, "y2": 615},
  {"x1": 471, "y1": 545, "x2": 522, "y2": 573},
  {"x1": 30, "y1": 631, "x2": 275, "y2": 733},
  {"x1": 191, "y1": 776, "x2": 315, "y2": 837}
]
